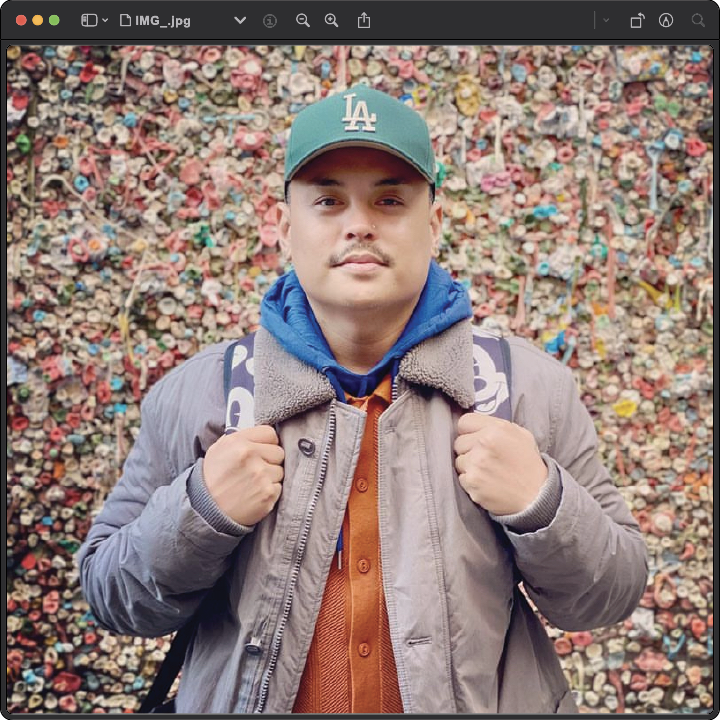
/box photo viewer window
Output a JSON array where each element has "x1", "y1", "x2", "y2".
[{"x1": 4, "y1": 0, "x2": 716, "y2": 716}]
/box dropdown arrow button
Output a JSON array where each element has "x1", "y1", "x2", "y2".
[{"x1": 603, "y1": 18, "x2": 609, "y2": 22}]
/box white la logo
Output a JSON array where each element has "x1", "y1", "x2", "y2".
[{"x1": 342, "y1": 93, "x2": 377, "y2": 132}]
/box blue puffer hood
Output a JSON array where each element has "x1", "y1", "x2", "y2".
[{"x1": 260, "y1": 259, "x2": 472, "y2": 399}]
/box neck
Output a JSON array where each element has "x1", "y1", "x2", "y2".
[{"x1": 311, "y1": 304, "x2": 417, "y2": 375}]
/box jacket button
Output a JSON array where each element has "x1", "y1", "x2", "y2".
[
  {"x1": 357, "y1": 558, "x2": 371, "y2": 573},
  {"x1": 356, "y1": 478, "x2": 368, "y2": 492},
  {"x1": 358, "y1": 642, "x2": 371, "y2": 657},
  {"x1": 298, "y1": 438, "x2": 315, "y2": 457}
]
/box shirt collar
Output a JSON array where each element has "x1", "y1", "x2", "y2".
[{"x1": 345, "y1": 373, "x2": 393, "y2": 411}]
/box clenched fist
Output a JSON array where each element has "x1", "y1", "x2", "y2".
[
  {"x1": 454, "y1": 413, "x2": 547, "y2": 516},
  {"x1": 203, "y1": 425, "x2": 285, "y2": 527}
]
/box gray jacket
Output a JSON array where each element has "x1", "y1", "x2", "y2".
[{"x1": 78, "y1": 320, "x2": 648, "y2": 713}]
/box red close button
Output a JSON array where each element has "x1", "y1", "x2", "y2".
[
  {"x1": 356, "y1": 478, "x2": 369, "y2": 492},
  {"x1": 358, "y1": 642, "x2": 371, "y2": 657},
  {"x1": 357, "y1": 558, "x2": 371, "y2": 573}
]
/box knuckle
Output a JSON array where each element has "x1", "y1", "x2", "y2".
[
  {"x1": 466, "y1": 445, "x2": 482, "y2": 464},
  {"x1": 265, "y1": 486, "x2": 281, "y2": 506},
  {"x1": 261, "y1": 424, "x2": 279, "y2": 442},
  {"x1": 486, "y1": 427, "x2": 502, "y2": 445},
  {"x1": 236, "y1": 443, "x2": 253, "y2": 463},
  {"x1": 457, "y1": 412, "x2": 476, "y2": 433},
  {"x1": 459, "y1": 475, "x2": 480, "y2": 504},
  {"x1": 263, "y1": 488, "x2": 276, "y2": 504}
]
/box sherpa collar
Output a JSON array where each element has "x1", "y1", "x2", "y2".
[
  {"x1": 259, "y1": 261, "x2": 472, "y2": 400},
  {"x1": 253, "y1": 319, "x2": 475, "y2": 426}
]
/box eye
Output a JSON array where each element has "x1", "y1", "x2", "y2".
[
  {"x1": 377, "y1": 196, "x2": 403, "y2": 206},
  {"x1": 315, "y1": 197, "x2": 342, "y2": 207}
]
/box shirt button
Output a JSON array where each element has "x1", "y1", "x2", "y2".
[
  {"x1": 358, "y1": 642, "x2": 371, "y2": 657},
  {"x1": 357, "y1": 558, "x2": 371, "y2": 573},
  {"x1": 356, "y1": 478, "x2": 368, "y2": 492}
]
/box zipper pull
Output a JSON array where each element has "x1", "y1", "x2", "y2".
[{"x1": 244, "y1": 636, "x2": 263, "y2": 655}]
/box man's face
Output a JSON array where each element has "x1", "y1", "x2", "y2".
[{"x1": 277, "y1": 147, "x2": 442, "y2": 324}]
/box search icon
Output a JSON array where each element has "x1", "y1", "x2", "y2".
[
  {"x1": 325, "y1": 12, "x2": 339, "y2": 27},
  {"x1": 296, "y1": 12, "x2": 310, "y2": 27},
  {"x1": 692, "y1": 13, "x2": 705, "y2": 27}
]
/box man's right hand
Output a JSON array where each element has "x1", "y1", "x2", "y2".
[{"x1": 202, "y1": 425, "x2": 285, "y2": 526}]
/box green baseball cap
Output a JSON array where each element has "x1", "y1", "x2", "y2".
[{"x1": 284, "y1": 84, "x2": 436, "y2": 189}]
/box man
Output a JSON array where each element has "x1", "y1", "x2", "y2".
[{"x1": 78, "y1": 84, "x2": 648, "y2": 713}]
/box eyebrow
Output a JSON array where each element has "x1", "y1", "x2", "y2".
[{"x1": 304, "y1": 176, "x2": 413, "y2": 188}]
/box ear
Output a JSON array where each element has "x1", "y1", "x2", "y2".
[
  {"x1": 429, "y1": 199, "x2": 443, "y2": 257},
  {"x1": 276, "y1": 202, "x2": 291, "y2": 262}
]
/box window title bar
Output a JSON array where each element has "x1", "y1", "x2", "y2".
[{"x1": 3, "y1": 1, "x2": 717, "y2": 41}]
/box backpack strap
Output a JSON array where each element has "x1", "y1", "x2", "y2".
[
  {"x1": 223, "y1": 333, "x2": 257, "y2": 434},
  {"x1": 471, "y1": 329, "x2": 512, "y2": 421},
  {"x1": 500, "y1": 336, "x2": 512, "y2": 404},
  {"x1": 471, "y1": 329, "x2": 522, "y2": 584},
  {"x1": 140, "y1": 334, "x2": 258, "y2": 713},
  {"x1": 139, "y1": 620, "x2": 196, "y2": 712}
]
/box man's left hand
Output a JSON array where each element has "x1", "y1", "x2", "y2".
[{"x1": 454, "y1": 413, "x2": 548, "y2": 516}]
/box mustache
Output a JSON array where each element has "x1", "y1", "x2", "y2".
[{"x1": 329, "y1": 244, "x2": 392, "y2": 267}]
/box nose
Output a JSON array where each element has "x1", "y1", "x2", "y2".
[
  {"x1": 344, "y1": 223, "x2": 376, "y2": 242},
  {"x1": 343, "y1": 207, "x2": 376, "y2": 242}
]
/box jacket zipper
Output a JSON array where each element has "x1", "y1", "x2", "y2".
[{"x1": 254, "y1": 402, "x2": 337, "y2": 713}]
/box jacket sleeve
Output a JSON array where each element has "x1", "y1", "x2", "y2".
[
  {"x1": 76, "y1": 344, "x2": 250, "y2": 637},
  {"x1": 499, "y1": 338, "x2": 649, "y2": 631}
]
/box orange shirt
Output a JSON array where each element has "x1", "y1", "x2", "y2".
[{"x1": 293, "y1": 375, "x2": 403, "y2": 714}]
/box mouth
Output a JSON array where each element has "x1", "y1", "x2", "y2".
[{"x1": 337, "y1": 253, "x2": 386, "y2": 266}]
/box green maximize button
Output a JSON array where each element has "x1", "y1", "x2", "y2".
[{"x1": 49, "y1": 14, "x2": 60, "y2": 25}]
